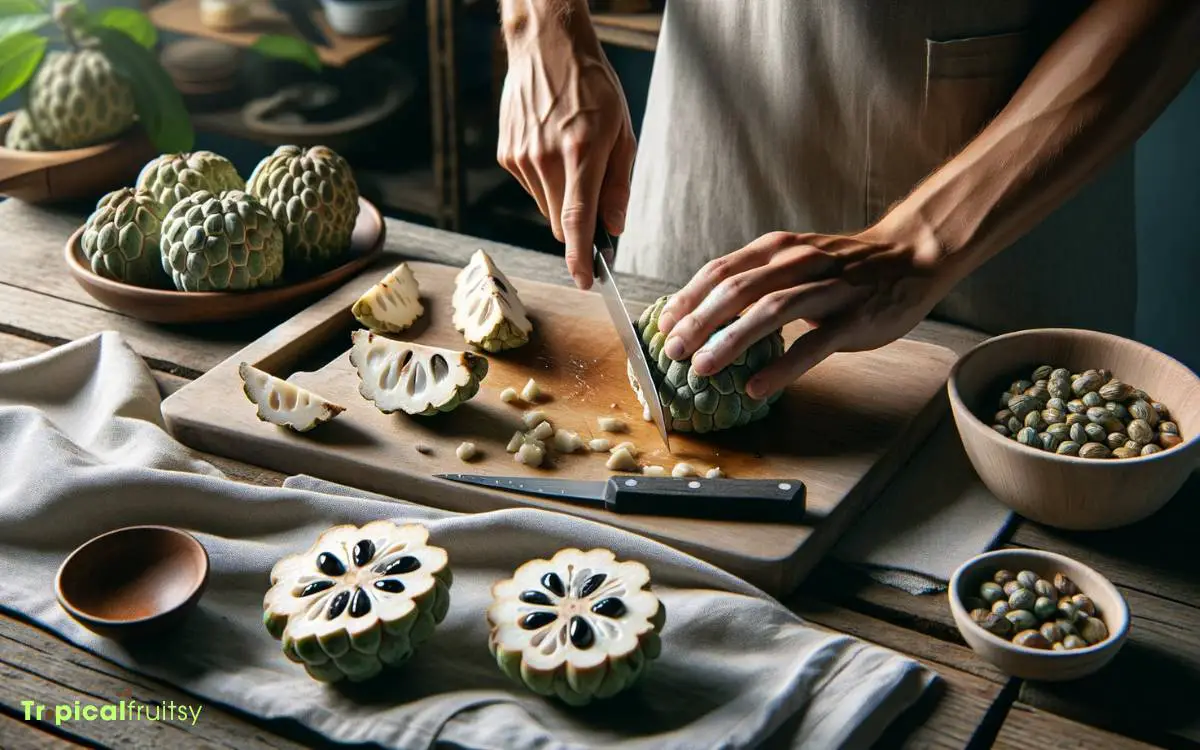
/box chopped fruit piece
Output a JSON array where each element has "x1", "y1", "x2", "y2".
[
  {"x1": 588, "y1": 438, "x2": 611, "y2": 452},
  {"x1": 506, "y1": 431, "x2": 524, "y2": 453},
  {"x1": 671, "y1": 463, "x2": 698, "y2": 478},
  {"x1": 606, "y1": 446, "x2": 638, "y2": 471},
  {"x1": 452, "y1": 249, "x2": 533, "y2": 352},
  {"x1": 521, "y1": 378, "x2": 542, "y2": 401},
  {"x1": 610, "y1": 441, "x2": 639, "y2": 458},
  {"x1": 705, "y1": 467, "x2": 725, "y2": 479},
  {"x1": 597, "y1": 417, "x2": 627, "y2": 433},
  {"x1": 238, "y1": 362, "x2": 344, "y2": 432},
  {"x1": 516, "y1": 441, "x2": 545, "y2": 467},
  {"x1": 642, "y1": 465, "x2": 666, "y2": 477},
  {"x1": 501, "y1": 387, "x2": 520, "y2": 403},
  {"x1": 351, "y1": 262, "x2": 424, "y2": 333},
  {"x1": 350, "y1": 331, "x2": 487, "y2": 416},
  {"x1": 456, "y1": 442, "x2": 477, "y2": 461},
  {"x1": 552, "y1": 429, "x2": 584, "y2": 453},
  {"x1": 531, "y1": 421, "x2": 554, "y2": 440},
  {"x1": 523, "y1": 409, "x2": 547, "y2": 428}
]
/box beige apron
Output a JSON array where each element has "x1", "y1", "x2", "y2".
[{"x1": 616, "y1": 0, "x2": 1137, "y2": 338}]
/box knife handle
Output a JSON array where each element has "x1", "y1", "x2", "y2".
[{"x1": 603, "y1": 477, "x2": 806, "y2": 524}]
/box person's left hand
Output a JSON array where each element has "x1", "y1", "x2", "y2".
[{"x1": 653, "y1": 226, "x2": 959, "y2": 400}]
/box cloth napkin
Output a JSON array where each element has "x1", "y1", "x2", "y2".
[{"x1": 0, "y1": 331, "x2": 936, "y2": 750}]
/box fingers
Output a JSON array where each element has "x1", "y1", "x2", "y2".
[
  {"x1": 656, "y1": 237, "x2": 778, "y2": 336},
  {"x1": 599, "y1": 128, "x2": 636, "y2": 235},
  {"x1": 745, "y1": 321, "x2": 844, "y2": 400},
  {"x1": 560, "y1": 139, "x2": 608, "y2": 289},
  {"x1": 532, "y1": 149, "x2": 566, "y2": 244}
]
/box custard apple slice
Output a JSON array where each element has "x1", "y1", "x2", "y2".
[
  {"x1": 247, "y1": 145, "x2": 361, "y2": 273},
  {"x1": 351, "y1": 262, "x2": 424, "y2": 333},
  {"x1": 4, "y1": 110, "x2": 54, "y2": 151},
  {"x1": 263, "y1": 521, "x2": 452, "y2": 683},
  {"x1": 136, "y1": 152, "x2": 246, "y2": 212},
  {"x1": 629, "y1": 295, "x2": 785, "y2": 434},
  {"x1": 349, "y1": 330, "x2": 488, "y2": 416},
  {"x1": 160, "y1": 190, "x2": 285, "y2": 291},
  {"x1": 238, "y1": 362, "x2": 345, "y2": 432},
  {"x1": 487, "y1": 547, "x2": 666, "y2": 705},
  {"x1": 27, "y1": 48, "x2": 136, "y2": 149},
  {"x1": 451, "y1": 249, "x2": 533, "y2": 352},
  {"x1": 79, "y1": 188, "x2": 171, "y2": 288}
]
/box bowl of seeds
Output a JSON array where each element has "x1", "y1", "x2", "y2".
[
  {"x1": 949, "y1": 548, "x2": 1129, "y2": 681},
  {"x1": 948, "y1": 328, "x2": 1200, "y2": 529}
]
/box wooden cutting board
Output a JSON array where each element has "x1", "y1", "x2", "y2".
[{"x1": 161, "y1": 256, "x2": 958, "y2": 596}]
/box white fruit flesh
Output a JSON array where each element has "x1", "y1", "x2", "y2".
[
  {"x1": 671, "y1": 463, "x2": 698, "y2": 478},
  {"x1": 588, "y1": 438, "x2": 611, "y2": 452},
  {"x1": 598, "y1": 417, "x2": 627, "y2": 433},
  {"x1": 452, "y1": 249, "x2": 533, "y2": 351},
  {"x1": 606, "y1": 447, "x2": 637, "y2": 471},
  {"x1": 351, "y1": 263, "x2": 424, "y2": 333},
  {"x1": 506, "y1": 431, "x2": 524, "y2": 452},
  {"x1": 501, "y1": 387, "x2": 519, "y2": 403},
  {"x1": 521, "y1": 378, "x2": 541, "y2": 401},
  {"x1": 456, "y1": 442, "x2": 477, "y2": 461},
  {"x1": 350, "y1": 330, "x2": 487, "y2": 416},
  {"x1": 531, "y1": 421, "x2": 554, "y2": 440},
  {"x1": 642, "y1": 465, "x2": 666, "y2": 477},
  {"x1": 516, "y1": 441, "x2": 545, "y2": 467},
  {"x1": 611, "y1": 441, "x2": 639, "y2": 458},
  {"x1": 552, "y1": 429, "x2": 584, "y2": 453},
  {"x1": 522, "y1": 409, "x2": 547, "y2": 428},
  {"x1": 239, "y1": 362, "x2": 344, "y2": 432},
  {"x1": 705, "y1": 467, "x2": 725, "y2": 479}
]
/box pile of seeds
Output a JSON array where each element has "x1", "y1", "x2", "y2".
[
  {"x1": 989, "y1": 365, "x2": 1183, "y2": 459},
  {"x1": 964, "y1": 569, "x2": 1109, "y2": 650}
]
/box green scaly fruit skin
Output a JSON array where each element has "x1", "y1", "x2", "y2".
[
  {"x1": 632, "y1": 295, "x2": 784, "y2": 433},
  {"x1": 3, "y1": 110, "x2": 54, "y2": 151},
  {"x1": 247, "y1": 145, "x2": 360, "y2": 274},
  {"x1": 265, "y1": 568, "x2": 453, "y2": 683},
  {"x1": 159, "y1": 190, "x2": 285, "y2": 292},
  {"x1": 80, "y1": 188, "x2": 171, "y2": 288},
  {"x1": 27, "y1": 49, "x2": 136, "y2": 150},
  {"x1": 136, "y1": 152, "x2": 246, "y2": 213}
]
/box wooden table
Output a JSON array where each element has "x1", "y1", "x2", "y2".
[{"x1": 0, "y1": 198, "x2": 1195, "y2": 749}]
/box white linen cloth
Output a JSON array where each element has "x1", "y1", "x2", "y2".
[{"x1": 0, "y1": 331, "x2": 936, "y2": 750}]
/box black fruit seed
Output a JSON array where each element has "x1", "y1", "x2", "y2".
[
  {"x1": 519, "y1": 590, "x2": 553, "y2": 606},
  {"x1": 520, "y1": 611, "x2": 558, "y2": 630},
  {"x1": 299, "y1": 580, "x2": 336, "y2": 597},
  {"x1": 541, "y1": 572, "x2": 566, "y2": 597},
  {"x1": 382, "y1": 556, "x2": 421, "y2": 575},
  {"x1": 579, "y1": 573, "x2": 607, "y2": 598},
  {"x1": 373, "y1": 579, "x2": 405, "y2": 594},
  {"x1": 569, "y1": 616, "x2": 594, "y2": 649},
  {"x1": 327, "y1": 590, "x2": 350, "y2": 619},
  {"x1": 349, "y1": 587, "x2": 371, "y2": 617},
  {"x1": 353, "y1": 540, "x2": 376, "y2": 567},
  {"x1": 317, "y1": 552, "x2": 346, "y2": 577},
  {"x1": 590, "y1": 597, "x2": 626, "y2": 618}
]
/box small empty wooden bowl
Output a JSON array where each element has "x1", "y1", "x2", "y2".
[
  {"x1": 949, "y1": 548, "x2": 1129, "y2": 681},
  {"x1": 55, "y1": 526, "x2": 209, "y2": 641},
  {"x1": 948, "y1": 328, "x2": 1200, "y2": 530}
]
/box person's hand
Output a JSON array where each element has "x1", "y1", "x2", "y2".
[
  {"x1": 654, "y1": 226, "x2": 960, "y2": 399},
  {"x1": 497, "y1": 9, "x2": 636, "y2": 289}
]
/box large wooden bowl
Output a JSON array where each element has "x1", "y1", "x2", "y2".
[
  {"x1": 0, "y1": 113, "x2": 157, "y2": 203},
  {"x1": 948, "y1": 328, "x2": 1200, "y2": 530},
  {"x1": 65, "y1": 197, "x2": 386, "y2": 324}
]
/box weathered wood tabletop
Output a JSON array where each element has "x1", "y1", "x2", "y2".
[{"x1": 0, "y1": 197, "x2": 1195, "y2": 749}]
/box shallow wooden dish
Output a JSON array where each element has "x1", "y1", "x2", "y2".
[
  {"x1": 949, "y1": 548, "x2": 1129, "y2": 681},
  {"x1": 65, "y1": 197, "x2": 386, "y2": 324},
  {"x1": 55, "y1": 525, "x2": 210, "y2": 641},
  {"x1": 0, "y1": 113, "x2": 157, "y2": 204},
  {"x1": 948, "y1": 328, "x2": 1200, "y2": 530}
]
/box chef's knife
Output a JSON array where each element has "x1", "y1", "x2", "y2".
[
  {"x1": 593, "y1": 224, "x2": 672, "y2": 452},
  {"x1": 436, "y1": 473, "x2": 807, "y2": 523}
]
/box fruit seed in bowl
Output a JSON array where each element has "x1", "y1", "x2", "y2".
[{"x1": 959, "y1": 566, "x2": 1111, "y2": 651}]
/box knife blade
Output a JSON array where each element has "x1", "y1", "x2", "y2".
[
  {"x1": 436, "y1": 473, "x2": 807, "y2": 523},
  {"x1": 593, "y1": 225, "x2": 672, "y2": 452}
]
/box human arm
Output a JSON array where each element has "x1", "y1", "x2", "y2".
[
  {"x1": 496, "y1": 0, "x2": 637, "y2": 289},
  {"x1": 656, "y1": 0, "x2": 1200, "y2": 399}
]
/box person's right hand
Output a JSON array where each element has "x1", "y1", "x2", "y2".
[{"x1": 497, "y1": 7, "x2": 636, "y2": 289}]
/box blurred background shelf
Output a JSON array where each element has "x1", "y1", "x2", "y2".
[{"x1": 592, "y1": 12, "x2": 661, "y2": 51}]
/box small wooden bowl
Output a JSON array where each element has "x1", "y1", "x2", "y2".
[
  {"x1": 65, "y1": 197, "x2": 386, "y2": 324},
  {"x1": 55, "y1": 526, "x2": 210, "y2": 641},
  {"x1": 0, "y1": 113, "x2": 157, "y2": 204},
  {"x1": 949, "y1": 548, "x2": 1129, "y2": 681},
  {"x1": 948, "y1": 328, "x2": 1200, "y2": 530}
]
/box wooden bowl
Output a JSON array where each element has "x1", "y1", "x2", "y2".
[
  {"x1": 0, "y1": 113, "x2": 157, "y2": 204},
  {"x1": 947, "y1": 328, "x2": 1200, "y2": 530},
  {"x1": 65, "y1": 197, "x2": 386, "y2": 324},
  {"x1": 949, "y1": 548, "x2": 1129, "y2": 681},
  {"x1": 55, "y1": 526, "x2": 209, "y2": 641}
]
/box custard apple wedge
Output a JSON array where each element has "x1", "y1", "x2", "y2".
[
  {"x1": 350, "y1": 330, "x2": 488, "y2": 416},
  {"x1": 80, "y1": 188, "x2": 171, "y2": 288},
  {"x1": 263, "y1": 521, "x2": 452, "y2": 683},
  {"x1": 452, "y1": 249, "x2": 533, "y2": 352},
  {"x1": 238, "y1": 362, "x2": 345, "y2": 432},
  {"x1": 136, "y1": 151, "x2": 245, "y2": 212},
  {"x1": 351, "y1": 262, "x2": 424, "y2": 333},
  {"x1": 629, "y1": 295, "x2": 785, "y2": 434},
  {"x1": 487, "y1": 547, "x2": 665, "y2": 705}
]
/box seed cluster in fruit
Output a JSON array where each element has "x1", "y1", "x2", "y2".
[{"x1": 962, "y1": 568, "x2": 1109, "y2": 651}]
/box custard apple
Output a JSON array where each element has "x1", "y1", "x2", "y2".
[
  {"x1": 351, "y1": 262, "x2": 424, "y2": 333},
  {"x1": 160, "y1": 190, "x2": 285, "y2": 292},
  {"x1": 238, "y1": 362, "x2": 345, "y2": 432},
  {"x1": 27, "y1": 48, "x2": 136, "y2": 149},
  {"x1": 136, "y1": 152, "x2": 246, "y2": 211},
  {"x1": 452, "y1": 249, "x2": 533, "y2": 352},
  {"x1": 79, "y1": 188, "x2": 171, "y2": 287},
  {"x1": 487, "y1": 547, "x2": 665, "y2": 706},
  {"x1": 349, "y1": 330, "x2": 488, "y2": 416},
  {"x1": 246, "y1": 145, "x2": 360, "y2": 273},
  {"x1": 263, "y1": 521, "x2": 453, "y2": 683},
  {"x1": 630, "y1": 295, "x2": 785, "y2": 433},
  {"x1": 4, "y1": 110, "x2": 53, "y2": 151}
]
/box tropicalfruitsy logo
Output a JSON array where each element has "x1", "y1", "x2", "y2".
[{"x1": 20, "y1": 697, "x2": 203, "y2": 726}]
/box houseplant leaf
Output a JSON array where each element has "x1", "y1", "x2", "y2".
[
  {"x1": 0, "y1": 30, "x2": 45, "y2": 101},
  {"x1": 251, "y1": 34, "x2": 321, "y2": 72},
  {"x1": 91, "y1": 7, "x2": 157, "y2": 49},
  {"x1": 0, "y1": 12, "x2": 50, "y2": 41},
  {"x1": 92, "y1": 27, "x2": 193, "y2": 152},
  {"x1": 0, "y1": 0, "x2": 43, "y2": 17}
]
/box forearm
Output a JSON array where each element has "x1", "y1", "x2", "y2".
[
  {"x1": 499, "y1": 0, "x2": 598, "y2": 53},
  {"x1": 874, "y1": 0, "x2": 1200, "y2": 286}
]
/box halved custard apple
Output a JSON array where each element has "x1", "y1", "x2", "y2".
[
  {"x1": 351, "y1": 262, "x2": 424, "y2": 333},
  {"x1": 452, "y1": 249, "x2": 533, "y2": 352},
  {"x1": 349, "y1": 330, "x2": 488, "y2": 415},
  {"x1": 238, "y1": 362, "x2": 344, "y2": 432},
  {"x1": 263, "y1": 521, "x2": 452, "y2": 683},
  {"x1": 487, "y1": 548, "x2": 666, "y2": 705}
]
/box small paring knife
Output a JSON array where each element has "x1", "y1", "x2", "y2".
[{"x1": 436, "y1": 474, "x2": 807, "y2": 524}]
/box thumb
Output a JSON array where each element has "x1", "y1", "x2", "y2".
[
  {"x1": 746, "y1": 322, "x2": 843, "y2": 400},
  {"x1": 599, "y1": 130, "x2": 636, "y2": 235},
  {"x1": 560, "y1": 151, "x2": 606, "y2": 290}
]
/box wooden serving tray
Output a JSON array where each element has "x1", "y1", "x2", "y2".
[{"x1": 161, "y1": 256, "x2": 958, "y2": 596}]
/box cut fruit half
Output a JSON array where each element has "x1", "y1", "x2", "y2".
[
  {"x1": 349, "y1": 330, "x2": 488, "y2": 416},
  {"x1": 351, "y1": 262, "x2": 424, "y2": 333},
  {"x1": 238, "y1": 362, "x2": 344, "y2": 432},
  {"x1": 452, "y1": 249, "x2": 533, "y2": 352}
]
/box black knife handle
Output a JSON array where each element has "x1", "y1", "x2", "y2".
[{"x1": 603, "y1": 477, "x2": 806, "y2": 523}]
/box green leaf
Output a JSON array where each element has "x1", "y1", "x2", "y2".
[
  {"x1": 91, "y1": 7, "x2": 157, "y2": 49},
  {"x1": 251, "y1": 34, "x2": 321, "y2": 72},
  {"x1": 0, "y1": 30, "x2": 44, "y2": 100},
  {"x1": 0, "y1": 0, "x2": 43, "y2": 18},
  {"x1": 0, "y1": 12, "x2": 50, "y2": 41},
  {"x1": 92, "y1": 27, "x2": 193, "y2": 152}
]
